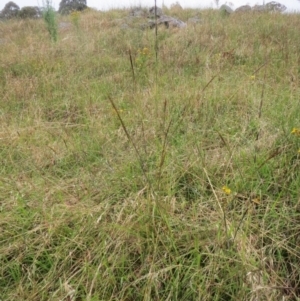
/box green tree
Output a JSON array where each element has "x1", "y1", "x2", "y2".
[
  {"x1": 0, "y1": 1, "x2": 20, "y2": 19},
  {"x1": 18, "y1": 6, "x2": 42, "y2": 19}
]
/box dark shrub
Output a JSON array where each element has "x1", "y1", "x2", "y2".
[
  {"x1": 18, "y1": 6, "x2": 42, "y2": 19},
  {"x1": 58, "y1": 0, "x2": 87, "y2": 15}
]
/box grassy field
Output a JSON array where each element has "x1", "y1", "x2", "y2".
[{"x1": 1, "y1": 7, "x2": 300, "y2": 300}]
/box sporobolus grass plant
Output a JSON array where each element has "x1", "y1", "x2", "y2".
[{"x1": 43, "y1": 0, "x2": 58, "y2": 42}]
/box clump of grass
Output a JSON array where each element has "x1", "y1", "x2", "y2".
[{"x1": 42, "y1": 0, "x2": 58, "y2": 42}]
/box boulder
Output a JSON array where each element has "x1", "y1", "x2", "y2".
[
  {"x1": 157, "y1": 15, "x2": 186, "y2": 28},
  {"x1": 148, "y1": 20, "x2": 156, "y2": 29},
  {"x1": 149, "y1": 6, "x2": 163, "y2": 18},
  {"x1": 129, "y1": 7, "x2": 146, "y2": 17},
  {"x1": 252, "y1": 5, "x2": 267, "y2": 12},
  {"x1": 116, "y1": 5, "x2": 187, "y2": 31},
  {"x1": 235, "y1": 5, "x2": 251, "y2": 12},
  {"x1": 220, "y1": 4, "x2": 233, "y2": 15}
]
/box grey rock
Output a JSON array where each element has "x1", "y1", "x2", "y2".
[
  {"x1": 157, "y1": 15, "x2": 186, "y2": 28},
  {"x1": 235, "y1": 5, "x2": 251, "y2": 12},
  {"x1": 252, "y1": 5, "x2": 267, "y2": 12},
  {"x1": 148, "y1": 20, "x2": 156, "y2": 29},
  {"x1": 220, "y1": 4, "x2": 233, "y2": 14},
  {"x1": 129, "y1": 7, "x2": 146, "y2": 17},
  {"x1": 149, "y1": 6, "x2": 163, "y2": 17},
  {"x1": 114, "y1": 6, "x2": 187, "y2": 31}
]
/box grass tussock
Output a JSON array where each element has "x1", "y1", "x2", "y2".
[{"x1": 1, "y1": 8, "x2": 300, "y2": 300}]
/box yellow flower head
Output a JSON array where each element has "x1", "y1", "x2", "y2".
[
  {"x1": 70, "y1": 10, "x2": 80, "y2": 27},
  {"x1": 70, "y1": 11, "x2": 80, "y2": 18},
  {"x1": 291, "y1": 127, "x2": 300, "y2": 136},
  {"x1": 250, "y1": 75, "x2": 256, "y2": 80},
  {"x1": 222, "y1": 186, "x2": 231, "y2": 195},
  {"x1": 137, "y1": 47, "x2": 149, "y2": 56}
]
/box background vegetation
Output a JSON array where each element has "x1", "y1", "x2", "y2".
[{"x1": 1, "y1": 7, "x2": 300, "y2": 300}]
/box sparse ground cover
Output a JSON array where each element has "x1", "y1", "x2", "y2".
[{"x1": 1, "y1": 7, "x2": 300, "y2": 300}]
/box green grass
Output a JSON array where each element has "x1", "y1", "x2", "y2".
[
  {"x1": 43, "y1": 0, "x2": 58, "y2": 42},
  {"x1": 1, "y1": 8, "x2": 300, "y2": 300}
]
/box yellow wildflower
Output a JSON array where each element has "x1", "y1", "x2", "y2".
[
  {"x1": 142, "y1": 47, "x2": 150, "y2": 56},
  {"x1": 291, "y1": 128, "x2": 300, "y2": 136},
  {"x1": 222, "y1": 186, "x2": 231, "y2": 195},
  {"x1": 70, "y1": 11, "x2": 80, "y2": 17},
  {"x1": 70, "y1": 10, "x2": 80, "y2": 28},
  {"x1": 250, "y1": 75, "x2": 255, "y2": 80}
]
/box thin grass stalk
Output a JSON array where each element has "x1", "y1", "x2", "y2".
[
  {"x1": 108, "y1": 96, "x2": 152, "y2": 190},
  {"x1": 232, "y1": 207, "x2": 249, "y2": 243},
  {"x1": 201, "y1": 75, "x2": 217, "y2": 93},
  {"x1": 203, "y1": 168, "x2": 229, "y2": 244},
  {"x1": 128, "y1": 49, "x2": 135, "y2": 85},
  {"x1": 257, "y1": 146, "x2": 284, "y2": 170},
  {"x1": 157, "y1": 101, "x2": 173, "y2": 190},
  {"x1": 254, "y1": 64, "x2": 267, "y2": 163},
  {"x1": 156, "y1": 101, "x2": 188, "y2": 190},
  {"x1": 154, "y1": 0, "x2": 158, "y2": 64},
  {"x1": 217, "y1": 131, "x2": 243, "y2": 179}
]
